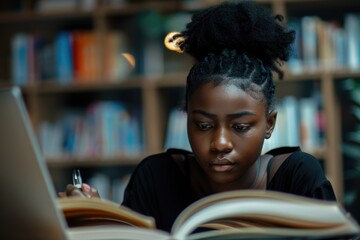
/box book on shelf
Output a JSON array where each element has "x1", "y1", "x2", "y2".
[
  {"x1": 316, "y1": 19, "x2": 338, "y2": 70},
  {"x1": 55, "y1": 31, "x2": 74, "y2": 84},
  {"x1": 72, "y1": 31, "x2": 100, "y2": 82},
  {"x1": 282, "y1": 96, "x2": 300, "y2": 147},
  {"x1": 11, "y1": 33, "x2": 29, "y2": 86},
  {"x1": 299, "y1": 97, "x2": 322, "y2": 150},
  {"x1": 164, "y1": 108, "x2": 191, "y2": 151},
  {"x1": 301, "y1": 16, "x2": 320, "y2": 72},
  {"x1": 287, "y1": 18, "x2": 303, "y2": 74},
  {"x1": 333, "y1": 27, "x2": 348, "y2": 69},
  {"x1": 344, "y1": 13, "x2": 360, "y2": 71},
  {"x1": 103, "y1": 31, "x2": 124, "y2": 81},
  {"x1": 59, "y1": 190, "x2": 360, "y2": 240}
]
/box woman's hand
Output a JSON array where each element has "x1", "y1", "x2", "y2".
[{"x1": 57, "y1": 183, "x2": 100, "y2": 199}]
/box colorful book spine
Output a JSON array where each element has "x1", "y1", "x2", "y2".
[
  {"x1": 344, "y1": 13, "x2": 360, "y2": 71},
  {"x1": 55, "y1": 31, "x2": 74, "y2": 84},
  {"x1": 301, "y1": 16, "x2": 319, "y2": 72},
  {"x1": 11, "y1": 33, "x2": 29, "y2": 86}
]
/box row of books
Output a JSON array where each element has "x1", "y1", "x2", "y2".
[
  {"x1": 9, "y1": 9, "x2": 194, "y2": 85},
  {"x1": 39, "y1": 101, "x2": 143, "y2": 159},
  {"x1": 164, "y1": 95, "x2": 324, "y2": 154},
  {"x1": 11, "y1": 30, "x2": 133, "y2": 86},
  {"x1": 287, "y1": 13, "x2": 360, "y2": 74}
]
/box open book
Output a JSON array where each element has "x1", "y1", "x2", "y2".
[{"x1": 59, "y1": 190, "x2": 360, "y2": 240}]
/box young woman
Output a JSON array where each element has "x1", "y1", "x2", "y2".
[{"x1": 61, "y1": 0, "x2": 336, "y2": 232}]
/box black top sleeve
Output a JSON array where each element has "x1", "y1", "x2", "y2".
[
  {"x1": 122, "y1": 150, "x2": 197, "y2": 232},
  {"x1": 266, "y1": 147, "x2": 336, "y2": 201}
]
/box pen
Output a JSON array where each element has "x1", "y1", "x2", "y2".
[{"x1": 72, "y1": 169, "x2": 83, "y2": 190}]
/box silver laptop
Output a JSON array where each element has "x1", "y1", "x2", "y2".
[{"x1": 0, "y1": 87, "x2": 69, "y2": 239}]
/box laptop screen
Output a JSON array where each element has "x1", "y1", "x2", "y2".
[{"x1": 0, "y1": 87, "x2": 69, "y2": 239}]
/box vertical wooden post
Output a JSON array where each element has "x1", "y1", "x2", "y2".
[
  {"x1": 142, "y1": 82, "x2": 164, "y2": 155},
  {"x1": 321, "y1": 73, "x2": 343, "y2": 201},
  {"x1": 94, "y1": 1, "x2": 106, "y2": 81}
]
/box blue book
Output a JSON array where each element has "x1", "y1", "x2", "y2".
[
  {"x1": 11, "y1": 33, "x2": 29, "y2": 86},
  {"x1": 344, "y1": 13, "x2": 360, "y2": 71},
  {"x1": 55, "y1": 31, "x2": 73, "y2": 84},
  {"x1": 287, "y1": 18, "x2": 303, "y2": 74},
  {"x1": 301, "y1": 16, "x2": 319, "y2": 71}
]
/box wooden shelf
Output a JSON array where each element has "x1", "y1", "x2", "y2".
[
  {"x1": 22, "y1": 79, "x2": 145, "y2": 94},
  {"x1": 14, "y1": 69, "x2": 360, "y2": 93},
  {"x1": 46, "y1": 156, "x2": 143, "y2": 168},
  {"x1": 0, "y1": 10, "x2": 94, "y2": 22},
  {"x1": 103, "y1": 1, "x2": 184, "y2": 15}
]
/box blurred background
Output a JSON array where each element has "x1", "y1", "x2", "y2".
[{"x1": 0, "y1": 0, "x2": 359, "y2": 223}]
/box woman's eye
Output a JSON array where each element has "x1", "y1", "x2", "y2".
[
  {"x1": 197, "y1": 122, "x2": 213, "y2": 130},
  {"x1": 233, "y1": 124, "x2": 250, "y2": 132}
]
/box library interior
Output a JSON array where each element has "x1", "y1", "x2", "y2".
[{"x1": 1, "y1": 0, "x2": 360, "y2": 230}]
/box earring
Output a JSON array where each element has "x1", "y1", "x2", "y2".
[{"x1": 265, "y1": 131, "x2": 272, "y2": 139}]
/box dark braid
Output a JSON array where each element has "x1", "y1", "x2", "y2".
[{"x1": 181, "y1": 0, "x2": 295, "y2": 112}]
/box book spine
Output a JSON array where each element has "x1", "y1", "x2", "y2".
[
  {"x1": 283, "y1": 96, "x2": 300, "y2": 147},
  {"x1": 11, "y1": 33, "x2": 28, "y2": 86},
  {"x1": 287, "y1": 18, "x2": 303, "y2": 74},
  {"x1": 299, "y1": 98, "x2": 321, "y2": 150},
  {"x1": 39, "y1": 42, "x2": 56, "y2": 81},
  {"x1": 55, "y1": 31, "x2": 74, "y2": 84},
  {"x1": 164, "y1": 108, "x2": 191, "y2": 151},
  {"x1": 301, "y1": 16, "x2": 319, "y2": 72},
  {"x1": 344, "y1": 13, "x2": 360, "y2": 71}
]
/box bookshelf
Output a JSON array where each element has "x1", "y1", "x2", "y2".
[{"x1": 1, "y1": 0, "x2": 360, "y2": 209}]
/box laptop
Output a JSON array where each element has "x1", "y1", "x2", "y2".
[{"x1": 0, "y1": 87, "x2": 69, "y2": 239}]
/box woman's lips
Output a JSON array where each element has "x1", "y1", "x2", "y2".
[{"x1": 209, "y1": 158, "x2": 236, "y2": 172}]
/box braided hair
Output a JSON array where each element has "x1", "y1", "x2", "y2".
[{"x1": 181, "y1": 0, "x2": 295, "y2": 113}]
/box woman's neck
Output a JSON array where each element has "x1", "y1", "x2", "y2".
[{"x1": 189, "y1": 155, "x2": 270, "y2": 198}]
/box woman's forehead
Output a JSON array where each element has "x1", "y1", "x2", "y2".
[
  {"x1": 190, "y1": 83, "x2": 264, "y2": 101},
  {"x1": 188, "y1": 83, "x2": 267, "y2": 113}
]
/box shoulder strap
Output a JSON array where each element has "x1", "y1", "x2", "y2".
[{"x1": 267, "y1": 152, "x2": 293, "y2": 183}]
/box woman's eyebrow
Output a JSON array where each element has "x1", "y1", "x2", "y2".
[
  {"x1": 191, "y1": 109, "x2": 215, "y2": 118},
  {"x1": 191, "y1": 110, "x2": 255, "y2": 118},
  {"x1": 228, "y1": 111, "x2": 256, "y2": 118}
]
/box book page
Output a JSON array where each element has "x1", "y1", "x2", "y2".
[
  {"x1": 172, "y1": 190, "x2": 337, "y2": 232},
  {"x1": 188, "y1": 227, "x2": 359, "y2": 240},
  {"x1": 68, "y1": 225, "x2": 170, "y2": 240},
  {"x1": 171, "y1": 191, "x2": 359, "y2": 239},
  {"x1": 58, "y1": 197, "x2": 155, "y2": 228}
]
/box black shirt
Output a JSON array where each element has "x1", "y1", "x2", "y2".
[{"x1": 122, "y1": 147, "x2": 336, "y2": 232}]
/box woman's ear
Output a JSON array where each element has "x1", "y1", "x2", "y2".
[{"x1": 265, "y1": 111, "x2": 277, "y2": 139}]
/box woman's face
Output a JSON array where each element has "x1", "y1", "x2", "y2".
[{"x1": 187, "y1": 82, "x2": 276, "y2": 188}]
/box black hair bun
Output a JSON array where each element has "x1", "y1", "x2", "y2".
[{"x1": 182, "y1": 0, "x2": 295, "y2": 70}]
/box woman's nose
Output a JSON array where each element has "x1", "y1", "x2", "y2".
[{"x1": 210, "y1": 127, "x2": 233, "y2": 153}]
